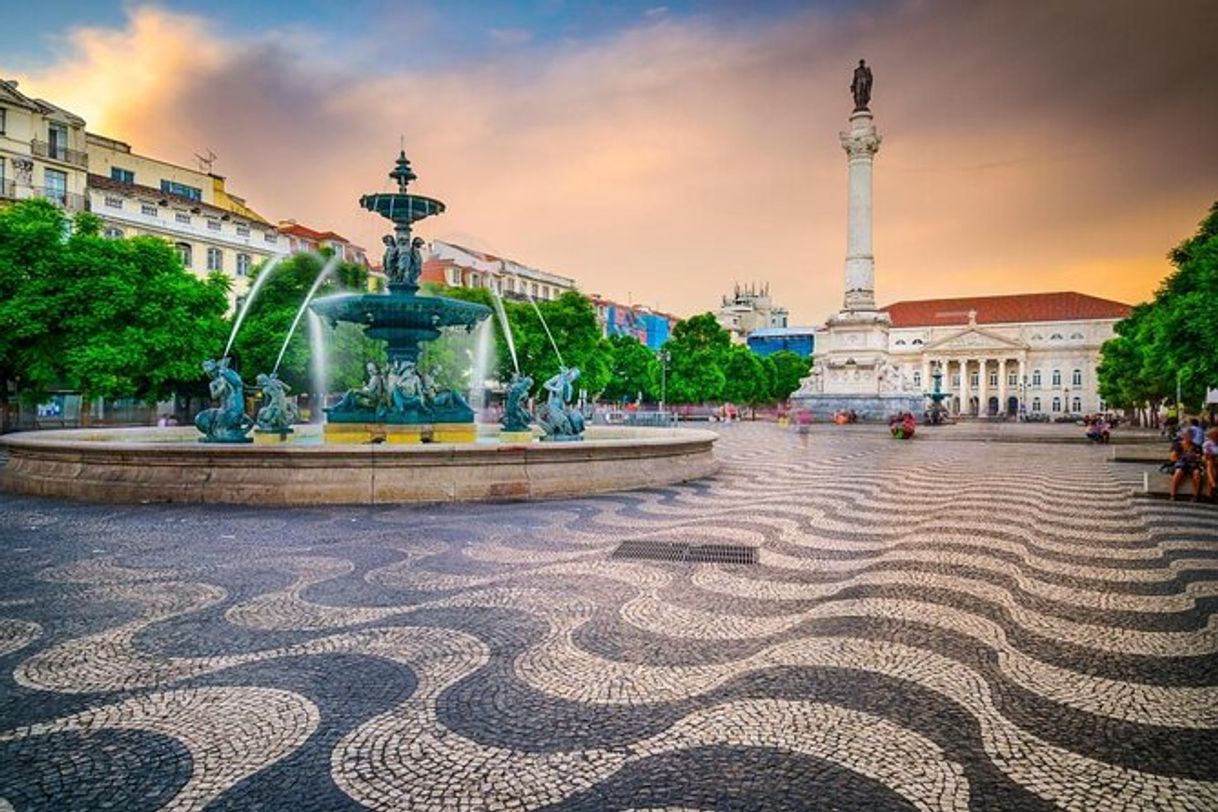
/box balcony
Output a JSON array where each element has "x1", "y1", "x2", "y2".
[
  {"x1": 30, "y1": 139, "x2": 89, "y2": 169},
  {"x1": 25, "y1": 186, "x2": 88, "y2": 212}
]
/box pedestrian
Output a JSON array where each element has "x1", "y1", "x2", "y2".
[
  {"x1": 1204, "y1": 427, "x2": 1218, "y2": 502},
  {"x1": 1170, "y1": 434, "x2": 1204, "y2": 502}
]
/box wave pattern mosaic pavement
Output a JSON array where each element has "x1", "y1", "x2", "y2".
[{"x1": 0, "y1": 423, "x2": 1216, "y2": 810}]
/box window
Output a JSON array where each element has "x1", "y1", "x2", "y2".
[
  {"x1": 103, "y1": 227, "x2": 124, "y2": 239},
  {"x1": 47, "y1": 122, "x2": 68, "y2": 160},
  {"x1": 951, "y1": 374, "x2": 960, "y2": 387},
  {"x1": 1071, "y1": 397, "x2": 1082, "y2": 413},
  {"x1": 206, "y1": 247, "x2": 223, "y2": 271},
  {"x1": 175, "y1": 212, "x2": 191, "y2": 224},
  {"x1": 236, "y1": 253, "x2": 251, "y2": 277},
  {"x1": 1031, "y1": 369, "x2": 1042, "y2": 387},
  {"x1": 1007, "y1": 372, "x2": 1018, "y2": 386},
  {"x1": 1050, "y1": 333, "x2": 1063, "y2": 340},
  {"x1": 176, "y1": 242, "x2": 193, "y2": 268},
  {"x1": 895, "y1": 339, "x2": 907, "y2": 346},
  {"x1": 1032, "y1": 397, "x2": 1041, "y2": 412},
  {"x1": 236, "y1": 225, "x2": 250, "y2": 237},
  {"x1": 141, "y1": 203, "x2": 158, "y2": 217},
  {"x1": 969, "y1": 372, "x2": 979, "y2": 387},
  {"x1": 989, "y1": 371, "x2": 998, "y2": 387},
  {"x1": 1051, "y1": 396, "x2": 1061, "y2": 412},
  {"x1": 1072, "y1": 368, "x2": 1082, "y2": 386},
  {"x1": 104, "y1": 195, "x2": 123, "y2": 209},
  {"x1": 110, "y1": 167, "x2": 135, "y2": 184},
  {"x1": 0, "y1": 156, "x2": 5, "y2": 186},
  {"x1": 0, "y1": 107, "x2": 5, "y2": 134},
  {"x1": 912, "y1": 338, "x2": 924, "y2": 345},
  {"x1": 913, "y1": 371, "x2": 922, "y2": 387},
  {"x1": 207, "y1": 219, "x2": 221, "y2": 232},
  {"x1": 1051, "y1": 369, "x2": 1061, "y2": 387},
  {"x1": 264, "y1": 232, "x2": 277, "y2": 243},
  {"x1": 531, "y1": 282, "x2": 539, "y2": 297},
  {"x1": 1070, "y1": 332, "x2": 1084, "y2": 340},
  {"x1": 160, "y1": 180, "x2": 202, "y2": 201},
  {"x1": 1031, "y1": 333, "x2": 1043, "y2": 341},
  {"x1": 43, "y1": 168, "x2": 67, "y2": 205}
]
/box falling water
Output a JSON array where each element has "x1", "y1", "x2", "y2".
[
  {"x1": 518, "y1": 276, "x2": 564, "y2": 366},
  {"x1": 469, "y1": 319, "x2": 495, "y2": 409},
  {"x1": 272, "y1": 254, "x2": 341, "y2": 375},
  {"x1": 307, "y1": 309, "x2": 328, "y2": 416},
  {"x1": 489, "y1": 288, "x2": 519, "y2": 374},
  {"x1": 223, "y1": 256, "x2": 282, "y2": 359}
]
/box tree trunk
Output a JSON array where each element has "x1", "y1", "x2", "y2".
[{"x1": 80, "y1": 390, "x2": 90, "y2": 428}]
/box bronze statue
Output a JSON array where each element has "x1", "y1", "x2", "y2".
[
  {"x1": 195, "y1": 358, "x2": 254, "y2": 443},
  {"x1": 407, "y1": 237, "x2": 425, "y2": 287},
  {"x1": 381, "y1": 236, "x2": 400, "y2": 284},
  {"x1": 536, "y1": 367, "x2": 585, "y2": 441},
  {"x1": 851, "y1": 59, "x2": 873, "y2": 111},
  {"x1": 254, "y1": 372, "x2": 298, "y2": 432},
  {"x1": 502, "y1": 373, "x2": 534, "y2": 433}
]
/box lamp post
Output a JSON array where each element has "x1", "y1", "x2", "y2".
[{"x1": 659, "y1": 349, "x2": 671, "y2": 412}]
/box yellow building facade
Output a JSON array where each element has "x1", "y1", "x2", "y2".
[
  {"x1": 85, "y1": 134, "x2": 288, "y2": 301},
  {"x1": 0, "y1": 79, "x2": 89, "y2": 212}
]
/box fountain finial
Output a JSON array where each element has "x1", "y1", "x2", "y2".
[{"x1": 389, "y1": 150, "x2": 417, "y2": 192}]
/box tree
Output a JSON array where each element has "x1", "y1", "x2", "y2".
[
  {"x1": 722, "y1": 344, "x2": 769, "y2": 406},
  {"x1": 602, "y1": 335, "x2": 657, "y2": 403},
  {"x1": 766, "y1": 350, "x2": 810, "y2": 402},
  {"x1": 231, "y1": 252, "x2": 380, "y2": 393},
  {"x1": 0, "y1": 200, "x2": 230, "y2": 411},
  {"x1": 663, "y1": 313, "x2": 731, "y2": 404},
  {"x1": 1098, "y1": 201, "x2": 1218, "y2": 413}
]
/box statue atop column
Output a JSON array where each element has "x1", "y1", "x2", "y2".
[{"x1": 851, "y1": 59, "x2": 873, "y2": 111}]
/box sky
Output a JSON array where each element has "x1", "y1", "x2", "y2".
[{"x1": 3, "y1": 0, "x2": 1216, "y2": 323}]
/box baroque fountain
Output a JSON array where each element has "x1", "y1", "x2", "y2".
[{"x1": 0, "y1": 149, "x2": 718, "y2": 504}]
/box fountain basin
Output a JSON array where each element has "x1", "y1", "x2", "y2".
[{"x1": 0, "y1": 425, "x2": 719, "y2": 505}]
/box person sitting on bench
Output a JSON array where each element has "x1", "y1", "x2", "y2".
[{"x1": 1170, "y1": 433, "x2": 1205, "y2": 502}]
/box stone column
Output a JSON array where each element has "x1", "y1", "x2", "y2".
[
  {"x1": 977, "y1": 359, "x2": 989, "y2": 417},
  {"x1": 997, "y1": 359, "x2": 1008, "y2": 415},
  {"x1": 958, "y1": 359, "x2": 969, "y2": 415},
  {"x1": 922, "y1": 357, "x2": 931, "y2": 392},
  {"x1": 1018, "y1": 358, "x2": 1027, "y2": 413},
  {"x1": 840, "y1": 110, "x2": 882, "y2": 311}
]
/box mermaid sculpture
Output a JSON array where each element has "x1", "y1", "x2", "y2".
[
  {"x1": 502, "y1": 373, "x2": 534, "y2": 433},
  {"x1": 195, "y1": 358, "x2": 254, "y2": 443},
  {"x1": 536, "y1": 367, "x2": 584, "y2": 441}
]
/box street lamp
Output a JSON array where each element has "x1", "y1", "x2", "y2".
[{"x1": 658, "y1": 349, "x2": 671, "y2": 412}]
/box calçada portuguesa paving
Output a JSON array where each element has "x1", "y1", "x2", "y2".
[{"x1": 0, "y1": 422, "x2": 1215, "y2": 811}]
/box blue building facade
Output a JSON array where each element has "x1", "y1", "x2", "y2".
[
  {"x1": 594, "y1": 298, "x2": 677, "y2": 351},
  {"x1": 746, "y1": 327, "x2": 816, "y2": 357}
]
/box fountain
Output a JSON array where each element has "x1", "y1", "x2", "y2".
[
  {"x1": 0, "y1": 147, "x2": 719, "y2": 504},
  {"x1": 309, "y1": 150, "x2": 492, "y2": 444},
  {"x1": 924, "y1": 361, "x2": 951, "y2": 425}
]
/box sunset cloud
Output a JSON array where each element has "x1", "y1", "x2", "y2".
[{"x1": 10, "y1": 2, "x2": 1216, "y2": 322}]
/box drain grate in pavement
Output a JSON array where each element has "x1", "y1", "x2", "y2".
[{"x1": 612, "y1": 541, "x2": 758, "y2": 565}]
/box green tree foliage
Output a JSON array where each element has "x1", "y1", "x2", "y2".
[
  {"x1": 0, "y1": 199, "x2": 230, "y2": 405},
  {"x1": 602, "y1": 335, "x2": 657, "y2": 403},
  {"x1": 722, "y1": 344, "x2": 769, "y2": 405},
  {"x1": 1098, "y1": 202, "x2": 1218, "y2": 410},
  {"x1": 231, "y1": 252, "x2": 381, "y2": 392},
  {"x1": 766, "y1": 350, "x2": 810, "y2": 402},
  {"x1": 662, "y1": 313, "x2": 731, "y2": 404}
]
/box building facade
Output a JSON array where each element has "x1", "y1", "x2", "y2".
[
  {"x1": 746, "y1": 327, "x2": 816, "y2": 358},
  {"x1": 881, "y1": 293, "x2": 1129, "y2": 417},
  {"x1": 277, "y1": 220, "x2": 368, "y2": 266},
  {"x1": 714, "y1": 283, "x2": 790, "y2": 343},
  {"x1": 589, "y1": 295, "x2": 677, "y2": 351},
  {"x1": 420, "y1": 240, "x2": 577, "y2": 301},
  {"x1": 0, "y1": 79, "x2": 88, "y2": 213},
  {"x1": 85, "y1": 134, "x2": 288, "y2": 299}
]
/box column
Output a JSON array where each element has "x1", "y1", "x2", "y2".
[
  {"x1": 977, "y1": 358, "x2": 989, "y2": 417},
  {"x1": 1018, "y1": 358, "x2": 1027, "y2": 414},
  {"x1": 922, "y1": 357, "x2": 931, "y2": 392},
  {"x1": 840, "y1": 109, "x2": 882, "y2": 311},
  {"x1": 958, "y1": 359, "x2": 969, "y2": 416},
  {"x1": 997, "y1": 359, "x2": 1008, "y2": 416}
]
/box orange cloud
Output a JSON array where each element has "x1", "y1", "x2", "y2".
[{"x1": 9, "y1": 3, "x2": 1216, "y2": 323}]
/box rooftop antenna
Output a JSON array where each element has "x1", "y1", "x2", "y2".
[{"x1": 194, "y1": 148, "x2": 217, "y2": 173}]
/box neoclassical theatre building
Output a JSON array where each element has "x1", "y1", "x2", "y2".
[{"x1": 880, "y1": 291, "x2": 1131, "y2": 418}]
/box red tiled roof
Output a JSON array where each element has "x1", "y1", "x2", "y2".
[
  {"x1": 881, "y1": 292, "x2": 1131, "y2": 328},
  {"x1": 277, "y1": 223, "x2": 352, "y2": 244}
]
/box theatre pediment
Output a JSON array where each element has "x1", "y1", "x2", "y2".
[{"x1": 925, "y1": 327, "x2": 1025, "y2": 353}]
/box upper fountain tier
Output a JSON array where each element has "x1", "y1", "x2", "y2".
[
  {"x1": 309, "y1": 148, "x2": 491, "y2": 367},
  {"x1": 359, "y1": 150, "x2": 445, "y2": 239}
]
